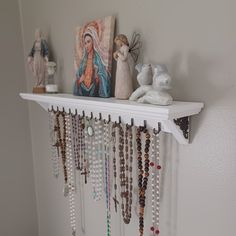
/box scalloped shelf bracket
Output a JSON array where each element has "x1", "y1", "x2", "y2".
[{"x1": 20, "y1": 93, "x2": 204, "y2": 145}]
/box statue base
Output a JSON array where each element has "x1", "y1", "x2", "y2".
[{"x1": 33, "y1": 87, "x2": 46, "y2": 94}]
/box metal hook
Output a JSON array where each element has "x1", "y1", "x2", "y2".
[
  {"x1": 143, "y1": 120, "x2": 147, "y2": 129},
  {"x1": 99, "y1": 113, "x2": 102, "y2": 120},
  {"x1": 82, "y1": 111, "x2": 85, "y2": 118},
  {"x1": 119, "y1": 116, "x2": 121, "y2": 124},
  {"x1": 108, "y1": 115, "x2": 111, "y2": 123},
  {"x1": 131, "y1": 118, "x2": 134, "y2": 126},
  {"x1": 90, "y1": 112, "x2": 93, "y2": 120},
  {"x1": 158, "y1": 122, "x2": 161, "y2": 133}
]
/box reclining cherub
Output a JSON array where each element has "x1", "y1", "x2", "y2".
[{"x1": 129, "y1": 64, "x2": 173, "y2": 106}]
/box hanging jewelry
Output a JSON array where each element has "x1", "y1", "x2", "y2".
[
  {"x1": 104, "y1": 120, "x2": 111, "y2": 236},
  {"x1": 82, "y1": 116, "x2": 91, "y2": 184},
  {"x1": 71, "y1": 113, "x2": 80, "y2": 170},
  {"x1": 48, "y1": 109, "x2": 60, "y2": 178},
  {"x1": 112, "y1": 122, "x2": 119, "y2": 212},
  {"x1": 79, "y1": 116, "x2": 85, "y2": 172},
  {"x1": 90, "y1": 118, "x2": 103, "y2": 201},
  {"x1": 65, "y1": 113, "x2": 77, "y2": 236},
  {"x1": 120, "y1": 123, "x2": 134, "y2": 224},
  {"x1": 53, "y1": 110, "x2": 68, "y2": 185},
  {"x1": 150, "y1": 126, "x2": 161, "y2": 235},
  {"x1": 136, "y1": 125, "x2": 151, "y2": 236}
]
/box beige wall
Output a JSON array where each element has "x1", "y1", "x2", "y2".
[
  {"x1": 0, "y1": 1, "x2": 38, "y2": 236},
  {"x1": 19, "y1": 0, "x2": 236, "y2": 236}
]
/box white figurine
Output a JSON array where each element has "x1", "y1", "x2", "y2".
[
  {"x1": 137, "y1": 65, "x2": 173, "y2": 105},
  {"x1": 113, "y1": 34, "x2": 134, "y2": 99},
  {"x1": 129, "y1": 64, "x2": 153, "y2": 101},
  {"x1": 28, "y1": 29, "x2": 49, "y2": 93}
]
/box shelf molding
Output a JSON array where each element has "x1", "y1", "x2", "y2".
[{"x1": 20, "y1": 93, "x2": 204, "y2": 144}]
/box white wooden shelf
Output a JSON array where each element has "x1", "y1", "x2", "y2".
[{"x1": 20, "y1": 93, "x2": 204, "y2": 144}]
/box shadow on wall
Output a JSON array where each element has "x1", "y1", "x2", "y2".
[
  {"x1": 168, "y1": 52, "x2": 232, "y2": 141},
  {"x1": 161, "y1": 133, "x2": 180, "y2": 236}
]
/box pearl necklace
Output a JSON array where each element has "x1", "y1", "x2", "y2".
[
  {"x1": 104, "y1": 121, "x2": 111, "y2": 236},
  {"x1": 150, "y1": 128, "x2": 161, "y2": 235},
  {"x1": 91, "y1": 119, "x2": 103, "y2": 201},
  {"x1": 48, "y1": 110, "x2": 60, "y2": 178},
  {"x1": 65, "y1": 113, "x2": 77, "y2": 236}
]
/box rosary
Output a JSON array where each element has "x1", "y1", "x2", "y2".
[{"x1": 48, "y1": 109, "x2": 162, "y2": 236}]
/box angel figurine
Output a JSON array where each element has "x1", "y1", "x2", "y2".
[
  {"x1": 28, "y1": 28, "x2": 49, "y2": 93},
  {"x1": 113, "y1": 33, "x2": 141, "y2": 99}
]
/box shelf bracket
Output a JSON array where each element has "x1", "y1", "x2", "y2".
[
  {"x1": 163, "y1": 116, "x2": 190, "y2": 145},
  {"x1": 174, "y1": 116, "x2": 190, "y2": 140}
]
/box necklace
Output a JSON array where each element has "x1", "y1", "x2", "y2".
[
  {"x1": 71, "y1": 113, "x2": 80, "y2": 170},
  {"x1": 150, "y1": 128, "x2": 161, "y2": 235},
  {"x1": 104, "y1": 121, "x2": 111, "y2": 236},
  {"x1": 65, "y1": 113, "x2": 77, "y2": 236},
  {"x1": 48, "y1": 110, "x2": 60, "y2": 178},
  {"x1": 79, "y1": 116, "x2": 85, "y2": 172},
  {"x1": 120, "y1": 124, "x2": 133, "y2": 224},
  {"x1": 54, "y1": 110, "x2": 68, "y2": 184},
  {"x1": 136, "y1": 126, "x2": 151, "y2": 236},
  {"x1": 90, "y1": 118, "x2": 103, "y2": 201},
  {"x1": 112, "y1": 122, "x2": 119, "y2": 212}
]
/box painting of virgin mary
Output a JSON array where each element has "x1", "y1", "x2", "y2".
[{"x1": 73, "y1": 16, "x2": 115, "y2": 97}]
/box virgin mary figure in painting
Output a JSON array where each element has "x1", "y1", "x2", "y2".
[{"x1": 74, "y1": 17, "x2": 114, "y2": 97}]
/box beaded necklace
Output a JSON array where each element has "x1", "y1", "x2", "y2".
[
  {"x1": 120, "y1": 124, "x2": 133, "y2": 224},
  {"x1": 104, "y1": 121, "x2": 111, "y2": 236},
  {"x1": 136, "y1": 126, "x2": 151, "y2": 236},
  {"x1": 112, "y1": 122, "x2": 119, "y2": 212},
  {"x1": 150, "y1": 127, "x2": 161, "y2": 235},
  {"x1": 71, "y1": 113, "x2": 80, "y2": 170},
  {"x1": 65, "y1": 113, "x2": 77, "y2": 236},
  {"x1": 90, "y1": 118, "x2": 103, "y2": 201},
  {"x1": 54, "y1": 110, "x2": 68, "y2": 184},
  {"x1": 48, "y1": 110, "x2": 60, "y2": 178}
]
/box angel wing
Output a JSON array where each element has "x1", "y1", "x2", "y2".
[{"x1": 129, "y1": 32, "x2": 142, "y2": 63}]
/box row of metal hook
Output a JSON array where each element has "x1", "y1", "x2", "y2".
[{"x1": 48, "y1": 105, "x2": 161, "y2": 133}]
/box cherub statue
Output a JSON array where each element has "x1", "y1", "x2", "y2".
[
  {"x1": 28, "y1": 28, "x2": 49, "y2": 93},
  {"x1": 114, "y1": 33, "x2": 141, "y2": 99},
  {"x1": 129, "y1": 63, "x2": 153, "y2": 101},
  {"x1": 129, "y1": 64, "x2": 173, "y2": 106}
]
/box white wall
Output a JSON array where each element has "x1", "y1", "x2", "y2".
[
  {"x1": 19, "y1": 0, "x2": 236, "y2": 236},
  {"x1": 0, "y1": 1, "x2": 38, "y2": 236}
]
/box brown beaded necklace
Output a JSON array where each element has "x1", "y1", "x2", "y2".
[
  {"x1": 54, "y1": 110, "x2": 68, "y2": 184},
  {"x1": 119, "y1": 123, "x2": 134, "y2": 224},
  {"x1": 136, "y1": 126, "x2": 151, "y2": 236},
  {"x1": 112, "y1": 122, "x2": 119, "y2": 212}
]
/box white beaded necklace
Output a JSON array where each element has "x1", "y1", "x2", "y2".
[
  {"x1": 150, "y1": 128, "x2": 161, "y2": 235},
  {"x1": 48, "y1": 110, "x2": 60, "y2": 178},
  {"x1": 65, "y1": 114, "x2": 77, "y2": 236}
]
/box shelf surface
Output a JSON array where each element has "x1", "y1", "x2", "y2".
[
  {"x1": 20, "y1": 93, "x2": 204, "y2": 144},
  {"x1": 20, "y1": 93, "x2": 203, "y2": 120}
]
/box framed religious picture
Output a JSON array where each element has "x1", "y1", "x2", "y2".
[{"x1": 73, "y1": 16, "x2": 115, "y2": 98}]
